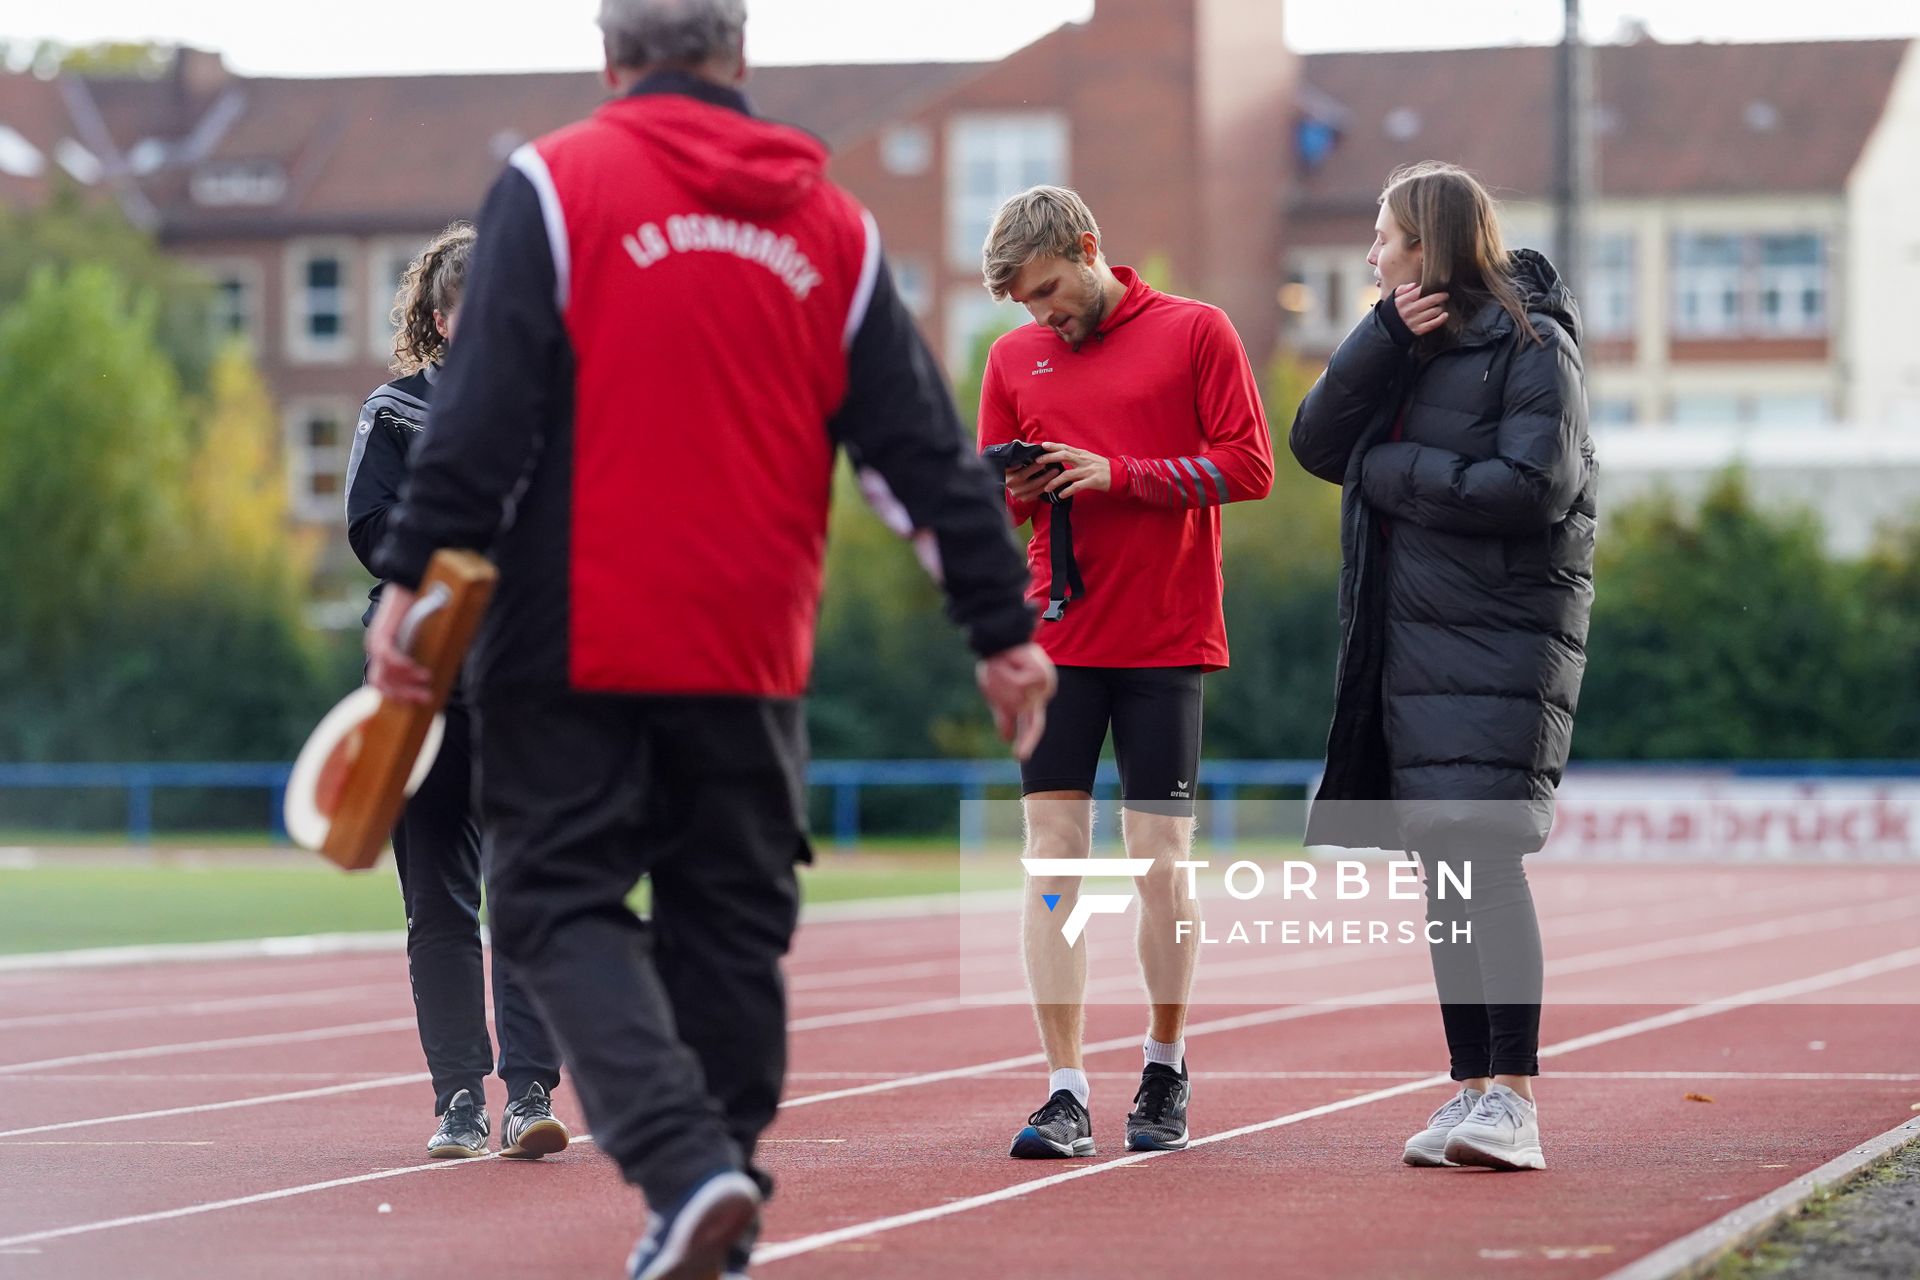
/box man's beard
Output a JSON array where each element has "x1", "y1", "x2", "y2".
[{"x1": 1061, "y1": 268, "x2": 1108, "y2": 351}]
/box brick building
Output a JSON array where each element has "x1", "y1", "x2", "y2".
[
  {"x1": 1, "y1": 0, "x2": 1292, "y2": 612},
  {"x1": 6, "y1": 14, "x2": 1920, "y2": 611}
]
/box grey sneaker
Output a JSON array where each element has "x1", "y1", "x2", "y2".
[
  {"x1": 501, "y1": 1082, "x2": 571, "y2": 1160},
  {"x1": 1125, "y1": 1062, "x2": 1191, "y2": 1152},
  {"x1": 1009, "y1": 1088, "x2": 1095, "y2": 1159},
  {"x1": 427, "y1": 1088, "x2": 489, "y2": 1158},
  {"x1": 1402, "y1": 1086, "x2": 1483, "y2": 1167},
  {"x1": 1444, "y1": 1083, "x2": 1545, "y2": 1171}
]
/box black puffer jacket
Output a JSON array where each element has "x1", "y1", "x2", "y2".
[{"x1": 1290, "y1": 249, "x2": 1596, "y2": 854}]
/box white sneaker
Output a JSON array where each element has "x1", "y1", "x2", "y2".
[
  {"x1": 1402, "y1": 1086, "x2": 1483, "y2": 1167},
  {"x1": 1443, "y1": 1083, "x2": 1545, "y2": 1171}
]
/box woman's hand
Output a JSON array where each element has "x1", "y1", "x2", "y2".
[{"x1": 1392, "y1": 281, "x2": 1450, "y2": 337}]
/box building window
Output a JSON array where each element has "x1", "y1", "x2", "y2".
[
  {"x1": 286, "y1": 240, "x2": 355, "y2": 363},
  {"x1": 190, "y1": 161, "x2": 287, "y2": 207},
  {"x1": 1750, "y1": 392, "x2": 1829, "y2": 425},
  {"x1": 1669, "y1": 393, "x2": 1743, "y2": 426},
  {"x1": 1585, "y1": 233, "x2": 1634, "y2": 339},
  {"x1": 1755, "y1": 233, "x2": 1825, "y2": 335},
  {"x1": 892, "y1": 257, "x2": 931, "y2": 318},
  {"x1": 1589, "y1": 396, "x2": 1638, "y2": 427},
  {"x1": 1672, "y1": 234, "x2": 1744, "y2": 336},
  {"x1": 946, "y1": 114, "x2": 1069, "y2": 271},
  {"x1": 191, "y1": 259, "x2": 261, "y2": 352},
  {"x1": 880, "y1": 125, "x2": 933, "y2": 177},
  {"x1": 945, "y1": 293, "x2": 1030, "y2": 380},
  {"x1": 368, "y1": 239, "x2": 420, "y2": 362},
  {"x1": 286, "y1": 401, "x2": 354, "y2": 521},
  {"x1": 1671, "y1": 231, "x2": 1827, "y2": 338}
]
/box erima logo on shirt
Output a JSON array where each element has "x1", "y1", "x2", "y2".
[{"x1": 1032, "y1": 358, "x2": 1055, "y2": 376}]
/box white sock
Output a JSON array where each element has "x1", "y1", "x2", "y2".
[
  {"x1": 1049, "y1": 1067, "x2": 1090, "y2": 1107},
  {"x1": 1144, "y1": 1036, "x2": 1184, "y2": 1070}
]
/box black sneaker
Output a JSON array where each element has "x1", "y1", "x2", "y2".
[
  {"x1": 1009, "y1": 1088, "x2": 1095, "y2": 1159},
  {"x1": 625, "y1": 1169, "x2": 761, "y2": 1280},
  {"x1": 723, "y1": 1212, "x2": 760, "y2": 1279},
  {"x1": 426, "y1": 1088, "x2": 489, "y2": 1158},
  {"x1": 501, "y1": 1082, "x2": 571, "y2": 1160},
  {"x1": 1125, "y1": 1062, "x2": 1191, "y2": 1151}
]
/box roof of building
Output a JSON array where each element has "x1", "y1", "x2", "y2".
[
  {"x1": 49, "y1": 56, "x2": 985, "y2": 236},
  {"x1": 1292, "y1": 38, "x2": 1912, "y2": 221},
  {"x1": 3, "y1": 37, "x2": 1911, "y2": 237}
]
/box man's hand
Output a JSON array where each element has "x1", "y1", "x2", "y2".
[
  {"x1": 976, "y1": 642, "x2": 1056, "y2": 761},
  {"x1": 1004, "y1": 461, "x2": 1055, "y2": 506},
  {"x1": 1035, "y1": 443, "x2": 1111, "y2": 499},
  {"x1": 365, "y1": 584, "x2": 434, "y2": 705},
  {"x1": 1391, "y1": 281, "x2": 1450, "y2": 337}
]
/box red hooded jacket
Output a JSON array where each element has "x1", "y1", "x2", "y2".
[{"x1": 978, "y1": 269, "x2": 1274, "y2": 670}]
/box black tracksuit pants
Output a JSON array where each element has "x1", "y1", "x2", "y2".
[
  {"x1": 392, "y1": 700, "x2": 562, "y2": 1113},
  {"x1": 476, "y1": 689, "x2": 806, "y2": 1209},
  {"x1": 1417, "y1": 847, "x2": 1543, "y2": 1080}
]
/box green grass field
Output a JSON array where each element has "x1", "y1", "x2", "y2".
[
  {"x1": 0, "y1": 837, "x2": 1305, "y2": 956},
  {"x1": 0, "y1": 856, "x2": 977, "y2": 956}
]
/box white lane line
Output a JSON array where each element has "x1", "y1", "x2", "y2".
[
  {"x1": 0, "y1": 891, "x2": 1021, "y2": 977},
  {"x1": 0, "y1": 1135, "x2": 599, "y2": 1250},
  {"x1": 964, "y1": 1070, "x2": 1920, "y2": 1083},
  {"x1": 0, "y1": 1019, "x2": 416, "y2": 1077},
  {"x1": 0, "y1": 1073, "x2": 430, "y2": 1139},
  {"x1": 2, "y1": 900, "x2": 1910, "y2": 1254},
  {"x1": 1, "y1": 1141, "x2": 216, "y2": 1147},
  {"x1": 1599, "y1": 1115, "x2": 1920, "y2": 1280},
  {"x1": 0, "y1": 875, "x2": 1839, "y2": 1081},
  {"x1": 787, "y1": 959, "x2": 955, "y2": 991},
  {"x1": 8, "y1": 881, "x2": 1889, "y2": 1141},
  {"x1": 0, "y1": 984, "x2": 396, "y2": 1032},
  {"x1": 753, "y1": 947, "x2": 1920, "y2": 1266},
  {"x1": 779, "y1": 894, "x2": 1920, "y2": 1110}
]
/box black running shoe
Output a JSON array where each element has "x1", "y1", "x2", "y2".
[
  {"x1": 1125, "y1": 1062, "x2": 1191, "y2": 1151},
  {"x1": 723, "y1": 1212, "x2": 760, "y2": 1279},
  {"x1": 501, "y1": 1081, "x2": 571, "y2": 1160},
  {"x1": 427, "y1": 1088, "x2": 489, "y2": 1158},
  {"x1": 1009, "y1": 1088, "x2": 1095, "y2": 1159}
]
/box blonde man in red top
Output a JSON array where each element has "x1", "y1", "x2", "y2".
[{"x1": 978, "y1": 185, "x2": 1274, "y2": 1160}]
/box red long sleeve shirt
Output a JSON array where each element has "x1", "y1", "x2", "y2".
[{"x1": 977, "y1": 267, "x2": 1274, "y2": 670}]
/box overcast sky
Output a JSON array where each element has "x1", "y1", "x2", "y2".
[{"x1": 7, "y1": 0, "x2": 1917, "y2": 76}]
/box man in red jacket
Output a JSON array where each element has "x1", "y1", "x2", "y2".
[
  {"x1": 366, "y1": 2, "x2": 1052, "y2": 1275},
  {"x1": 978, "y1": 186, "x2": 1273, "y2": 1161}
]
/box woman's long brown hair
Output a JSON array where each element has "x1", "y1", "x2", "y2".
[
  {"x1": 1380, "y1": 162, "x2": 1541, "y2": 350},
  {"x1": 390, "y1": 221, "x2": 477, "y2": 375}
]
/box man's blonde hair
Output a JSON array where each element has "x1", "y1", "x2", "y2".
[{"x1": 982, "y1": 185, "x2": 1100, "y2": 301}]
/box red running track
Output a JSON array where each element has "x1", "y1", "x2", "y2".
[{"x1": 0, "y1": 864, "x2": 1916, "y2": 1278}]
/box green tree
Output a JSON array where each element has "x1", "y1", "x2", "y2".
[
  {"x1": 1575, "y1": 471, "x2": 1902, "y2": 760},
  {"x1": 0, "y1": 190, "x2": 218, "y2": 393},
  {"x1": 0, "y1": 265, "x2": 189, "y2": 665}
]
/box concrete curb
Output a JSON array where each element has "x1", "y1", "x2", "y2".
[{"x1": 1599, "y1": 1115, "x2": 1920, "y2": 1280}]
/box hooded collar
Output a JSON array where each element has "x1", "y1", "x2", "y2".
[
  {"x1": 1455, "y1": 248, "x2": 1582, "y2": 348},
  {"x1": 1091, "y1": 266, "x2": 1158, "y2": 340},
  {"x1": 625, "y1": 68, "x2": 752, "y2": 117}
]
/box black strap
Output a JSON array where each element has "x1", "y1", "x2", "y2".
[{"x1": 1042, "y1": 494, "x2": 1084, "y2": 621}]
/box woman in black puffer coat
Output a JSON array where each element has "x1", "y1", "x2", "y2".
[{"x1": 1290, "y1": 161, "x2": 1595, "y2": 1172}]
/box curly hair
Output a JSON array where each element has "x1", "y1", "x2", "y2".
[{"x1": 390, "y1": 221, "x2": 477, "y2": 375}]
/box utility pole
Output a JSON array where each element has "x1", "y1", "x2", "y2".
[{"x1": 1552, "y1": 0, "x2": 1594, "y2": 301}]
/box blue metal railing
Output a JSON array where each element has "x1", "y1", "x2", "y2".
[{"x1": 5, "y1": 758, "x2": 1920, "y2": 847}]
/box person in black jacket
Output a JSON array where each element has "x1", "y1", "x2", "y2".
[
  {"x1": 1290, "y1": 162, "x2": 1595, "y2": 1173},
  {"x1": 364, "y1": 4, "x2": 1052, "y2": 1275},
  {"x1": 345, "y1": 221, "x2": 568, "y2": 1163}
]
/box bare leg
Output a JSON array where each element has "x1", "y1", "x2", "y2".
[
  {"x1": 1021, "y1": 792, "x2": 1093, "y2": 1070},
  {"x1": 1125, "y1": 810, "x2": 1200, "y2": 1044}
]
